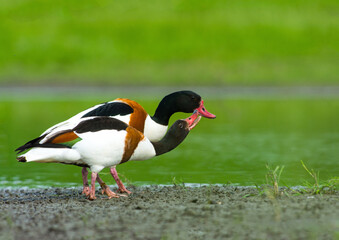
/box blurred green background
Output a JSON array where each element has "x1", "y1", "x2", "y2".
[{"x1": 0, "y1": 0, "x2": 338, "y2": 86}]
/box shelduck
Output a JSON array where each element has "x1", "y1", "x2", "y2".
[
  {"x1": 16, "y1": 112, "x2": 202, "y2": 200},
  {"x1": 16, "y1": 90, "x2": 216, "y2": 195}
]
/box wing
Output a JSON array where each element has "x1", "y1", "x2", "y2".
[
  {"x1": 15, "y1": 117, "x2": 130, "y2": 153},
  {"x1": 81, "y1": 101, "x2": 133, "y2": 118},
  {"x1": 14, "y1": 131, "x2": 77, "y2": 153},
  {"x1": 39, "y1": 100, "x2": 134, "y2": 140},
  {"x1": 74, "y1": 117, "x2": 129, "y2": 133},
  {"x1": 15, "y1": 129, "x2": 81, "y2": 153},
  {"x1": 45, "y1": 117, "x2": 130, "y2": 145},
  {"x1": 17, "y1": 99, "x2": 147, "y2": 155}
]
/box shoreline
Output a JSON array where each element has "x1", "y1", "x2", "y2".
[
  {"x1": 0, "y1": 184, "x2": 315, "y2": 190},
  {"x1": 2, "y1": 85, "x2": 339, "y2": 101},
  {"x1": 1, "y1": 186, "x2": 338, "y2": 240}
]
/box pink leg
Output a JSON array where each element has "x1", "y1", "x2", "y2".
[
  {"x1": 111, "y1": 167, "x2": 132, "y2": 194},
  {"x1": 96, "y1": 175, "x2": 120, "y2": 199},
  {"x1": 96, "y1": 174, "x2": 106, "y2": 195},
  {"x1": 82, "y1": 167, "x2": 90, "y2": 196},
  {"x1": 88, "y1": 172, "x2": 97, "y2": 200}
]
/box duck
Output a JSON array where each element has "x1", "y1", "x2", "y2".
[
  {"x1": 16, "y1": 112, "x2": 202, "y2": 200},
  {"x1": 16, "y1": 90, "x2": 216, "y2": 195}
]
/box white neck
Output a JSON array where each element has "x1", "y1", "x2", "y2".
[{"x1": 143, "y1": 115, "x2": 168, "y2": 142}]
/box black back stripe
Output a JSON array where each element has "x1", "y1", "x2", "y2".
[
  {"x1": 15, "y1": 142, "x2": 71, "y2": 154},
  {"x1": 74, "y1": 117, "x2": 128, "y2": 133},
  {"x1": 31, "y1": 143, "x2": 72, "y2": 149},
  {"x1": 82, "y1": 102, "x2": 134, "y2": 118}
]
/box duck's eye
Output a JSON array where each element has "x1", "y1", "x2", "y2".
[{"x1": 191, "y1": 96, "x2": 195, "y2": 100}]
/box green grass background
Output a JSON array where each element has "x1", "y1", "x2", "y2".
[{"x1": 0, "y1": 0, "x2": 338, "y2": 86}]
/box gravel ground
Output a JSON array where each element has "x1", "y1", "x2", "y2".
[{"x1": 0, "y1": 186, "x2": 338, "y2": 240}]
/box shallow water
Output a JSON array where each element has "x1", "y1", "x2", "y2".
[{"x1": 1, "y1": 97, "x2": 338, "y2": 188}]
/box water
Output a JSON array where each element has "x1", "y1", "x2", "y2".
[{"x1": 1, "y1": 97, "x2": 338, "y2": 188}]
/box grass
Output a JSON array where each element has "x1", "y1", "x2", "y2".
[
  {"x1": 0, "y1": 0, "x2": 338, "y2": 85},
  {"x1": 255, "y1": 164, "x2": 285, "y2": 199},
  {"x1": 172, "y1": 176, "x2": 186, "y2": 188},
  {"x1": 256, "y1": 161, "x2": 338, "y2": 199},
  {"x1": 265, "y1": 164, "x2": 285, "y2": 197},
  {"x1": 254, "y1": 161, "x2": 337, "y2": 223},
  {"x1": 300, "y1": 160, "x2": 338, "y2": 195},
  {"x1": 254, "y1": 162, "x2": 338, "y2": 221}
]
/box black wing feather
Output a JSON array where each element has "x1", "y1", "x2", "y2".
[
  {"x1": 15, "y1": 134, "x2": 70, "y2": 153},
  {"x1": 82, "y1": 102, "x2": 133, "y2": 118},
  {"x1": 15, "y1": 134, "x2": 47, "y2": 153},
  {"x1": 75, "y1": 117, "x2": 128, "y2": 133}
]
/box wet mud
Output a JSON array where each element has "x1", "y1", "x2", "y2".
[{"x1": 0, "y1": 186, "x2": 338, "y2": 240}]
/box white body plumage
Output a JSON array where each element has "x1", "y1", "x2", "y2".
[{"x1": 20, "y1": 123, "x2": 157, "y2": 173}]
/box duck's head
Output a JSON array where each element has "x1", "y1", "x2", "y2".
[
  {"x1": 152, "y1": 90, "x2": 216, "y2": 126},
  {"x1": 173, "y1": 110, "x2": 202, "y2": 132},
  {"x1": 167, "y1": 90, "x2": 216, "y2": 119},
  {"x1": 166, "y1": 110, "x2": 202, "y2": 142},
  {"x1": 153, "y1": 110, "x2": 202, "y2": 156}
]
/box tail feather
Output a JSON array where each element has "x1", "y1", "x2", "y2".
[
  {"x1": 17, "y1": 146, "x2": 83, "y2": 166},
  {"x1": 17, "y1": 156, "x2": 27, "y2": 162},
  {"x1": 15, "y1": 134, "x2": 47, "y2": 153}
]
